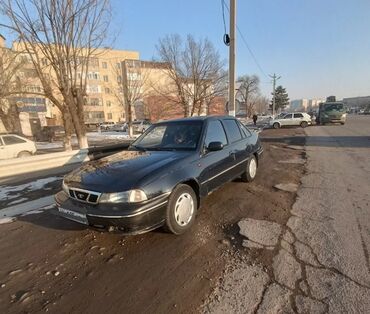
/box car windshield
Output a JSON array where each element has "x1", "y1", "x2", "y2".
[
  {"x1": 131, "y1": 121, "x2": 203, "y2": 151},
  {"x1": 324, "y1": 103, "x2": 344, "y2": 111}
]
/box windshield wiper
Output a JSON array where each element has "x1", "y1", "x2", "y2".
[{"x1": 130, "y1": 144, "x2": 146, "y2": 152}]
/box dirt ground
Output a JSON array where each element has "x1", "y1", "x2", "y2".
[{"x1": 0, "y1": 127, "x2": 306, "y2": 314}]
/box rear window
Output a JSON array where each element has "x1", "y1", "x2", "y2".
[
  {"x1": 223, "y1": 119, "x2": 242, "y2": 143},
  {"x1": 294, "y1": 113, "x2": 304, "y2": 118},
  {"x1": 237, "y1": 121, "x2": 252, "y2": 137},
  {"x1": 3, "y1": 135, "x2": 27, "y2": 145}
]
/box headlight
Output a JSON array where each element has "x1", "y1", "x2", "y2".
[
  {"x1": 62, "y1": 181, "x2": 69, "y2": 195},
  {"x1": 99, "y1": 189, "x2": 148, "y2": 203},
  {"x1": 341, "y1": 113, "x2": 346, "y2": 118}
]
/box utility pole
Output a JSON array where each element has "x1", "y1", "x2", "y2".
[
  {"x1": 228, "y1": 0, "x2": 236, "y2": 117},
  {"x1": 269, "y1": 73, "x2": 281, "y2": 117}
]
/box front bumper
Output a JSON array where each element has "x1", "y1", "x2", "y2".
[{"x1": 55, "y1": 191, "x2": 169, "y2": 234}]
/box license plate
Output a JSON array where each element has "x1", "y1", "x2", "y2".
[{"x1": 58, "y1": 207, "x2": 88, "y2": 225}]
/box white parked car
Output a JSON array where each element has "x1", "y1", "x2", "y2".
[
  {"x1": 0, "y1": 134, "x2": 37, "y2": 160},
  {"x1": 269, "y1": 112, "x2": 312, "y2": 129}
]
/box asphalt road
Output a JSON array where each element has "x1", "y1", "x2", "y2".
[{"x1": 204, "y1": 115, "x2": 370, "y2": 313}]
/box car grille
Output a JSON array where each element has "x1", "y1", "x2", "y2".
[{"x1": 68, "y1": 188, "x2": 101, "y2": 204}]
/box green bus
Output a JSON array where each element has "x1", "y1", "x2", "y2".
[{"x1": 317, "y1": 102, "x2": 347, "y2": 125}]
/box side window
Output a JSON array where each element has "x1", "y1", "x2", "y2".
[
  {"x1": 294, "y1": 113, "x2": 303, "y2": 118},
  {"x1": 223, "y1": 119, "x2": 242, "y2": 143},
  {"x1": 284, "y1": 114, "x2": 293, "y2": 119},
  {"x1": 3, "y1": 136, "x2": 26, "y2": 145},
  {"x1": 237, "y1": 121, "x2": 252, "y2": 137},
  {"x1": 204, "y1": 120, "x2": 228, "y2": 147}
]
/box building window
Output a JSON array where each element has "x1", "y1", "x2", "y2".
[
  {"x1": 102, "y1": 61, "x2": 107, "y2": 69},
  {"x1": 103, "y1": 75, "x2": 109, "y2": 82},
  {"x1": 116, "y1": 63, "x2": 121, "y2": 69},
  {"x1": 86, "y1": 85, "x2": 101, "y2": 94},
  {"x1": 105, "y1": 87, "x2": 110, "y2": 94},
  {"x1": 106, "y1": 100, "x2": 111, "y2": 107},
  {"x1": 41, "y1": 58, "x2": 48, "y2": 66},
  {"x1": 26, "y1": 85, "x2": 43, "y2": 93},
  {"x1": 107, "y1": 113, "x2": 112, "y2": 120},
  {"x1": 117, "y1": 75, "x2": 122, "y2": 83},
  {"x1": 89, "y1": 58, "x2": 99, "y2": 68},
  {"x1": 88, "y1": 72, "x2": 100, "y2": 80},
  {"x1": 87, "y1": 98, "x2": 101, "y2": 106}
]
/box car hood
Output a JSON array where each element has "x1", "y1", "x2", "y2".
[{"x1": 64, "y1": 150, "x2": 191, "y2": 192}]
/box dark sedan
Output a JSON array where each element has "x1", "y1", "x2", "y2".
[{"x1": 55, "y1": 116, "x2": 263, "y2": 235}]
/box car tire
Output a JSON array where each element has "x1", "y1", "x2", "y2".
[
  {"x1": 273, "y1": 122, "x2": 280, "y2": 129},
  {"x1": 300, "y1": 121, "x2": 308, "y2": 128},
  {"x1": 340, "y1": 122, "x2": 345, "y2": 125},
  {"x1": 164, "y1": 184, "x2": 197, "y2": 235},
  {"x1": 241, "y1": 155, "x2": 258, "y2": 182},
  {"x1": 17, "y1": 151, "x2": 32, "y2": 158}
]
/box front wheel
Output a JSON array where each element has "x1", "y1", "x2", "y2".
[
  {"x1": 273, "y1": 122, "x2": 280, "y2": 129},
  {"x1": 241, "y1": 155, "x2": 257, "y2": 182},
  {"x1": 164, "y1": 184, "x2": 197, "y2": 235}
]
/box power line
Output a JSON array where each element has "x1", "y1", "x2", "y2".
[
  {"x1": 222, "y1": 0, "x2": 268, "y2": 78},
  {"x1": 220, "y1": 0, "x2": 227, "y2": 35},
  {"x1": 220, "y1": 0, "x2": 230, "y2": 46}
]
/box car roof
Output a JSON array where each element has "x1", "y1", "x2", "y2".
[{"x1": 157, "y1": 115, "x2": 234, "y2": 124}]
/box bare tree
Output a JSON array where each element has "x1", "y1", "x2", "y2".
[
  {"x1": 156, "y1": 34, "x2": 226, "y2": 117},
  {"x1": 111, "y1": 60, "x2": 150, "y2": 136},
  {"x1": 254, "y1": 95, "x2": 269, "y2": 114},
  {"x1": 236, "y1": 75, "x2": 260, "y2": 117},
  {"x1": 0, "y1": 46, "x2": 25, "y2": 132},
  {"x1": 1, "y1": 0, "x2": 111, "y2": 149}
]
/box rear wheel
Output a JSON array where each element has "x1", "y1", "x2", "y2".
[
  {"x1": 273, "y1": 122, "x2": 280, "y2": 129},
  {"x1": 300, "y1": 121, "x2": 308, "y2": 128},
  {"x1": 241, "y1": 155, "x2": 257, "y2": 182},
  {"x1": 164, "y1": 184, "x2": 197, "y2": 235},
  {"x1": 17, "y1": 151, "x2": 32, "y2": 158}
]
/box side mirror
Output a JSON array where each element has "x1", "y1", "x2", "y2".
[{"x1": 207, "y1": 141, "x2": 224, "y2": 152}]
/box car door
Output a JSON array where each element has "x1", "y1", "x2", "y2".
[
  {"x1": 221, "y1": 119, "x2": 247, "y2": 180},
  {"x1": 293, "y1": 113, "x2": 304, "y2": 126},
  {"x1": 2, "y1": 135, "x2": 28, "y2": 158},
  {"x1": 199, "y1": 119, "x2": 231, "y2": 194},
  {"x1": 281, "y1": 113, "x2": 293, "y2": 126}
]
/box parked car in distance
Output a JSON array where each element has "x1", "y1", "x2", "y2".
[
  {"x1": 55, "y1": 116, "x2": 263, "y2": 235},
  {"x1": 132, "y1": 120, "x2": 151, "y2": 133},
  {"x1": 269, "y1": 112, "x2": 312, "y2": 129},
  {"x1": 99, "y1": 122, "x2": 115, "y2": 131},
  {"x1": 0, "y1": 134, "x2": 37, "y2": 159},
  {"x1": 35, "y1": 125, "x2": 65, "y2": 142},
  {"x1": 110, "y1": 123, "x2": 128, "y2": 132}
]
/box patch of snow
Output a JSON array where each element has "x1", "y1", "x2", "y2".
[
  {"x1": 21, "y1": 209, "x2": 44, "y2": 216},
  {"x1": 36, "y1": 142, "x2": 64, "y2": 149},
  {"x1": 0, "y1": 177, "x2": 61, "y2": 201},
  {"x1": 41, "y1": 204, "x2": 56, "y2": 210},
  {"x1": 6, "y1": 197, "x2": 29, "y2": 206},
  {"x1": 0, "y1": 217, "x2": 16, "y2": 224},
  {"x1": 87, "y1": 132, "x2": 138, "y2": 141}
]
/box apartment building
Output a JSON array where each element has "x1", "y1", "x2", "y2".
[{"x1": 1, "y1": 37, "x2": 140, "y2": 135}]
